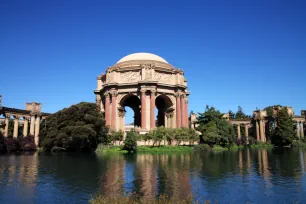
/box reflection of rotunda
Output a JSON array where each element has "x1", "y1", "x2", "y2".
[{"x1": 94, "y1": 52, "x2": 189, "y2": 132}]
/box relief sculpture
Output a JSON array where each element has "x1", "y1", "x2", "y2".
[
  {"x1": 154, "y1": 72, "x2": 172, "y2": 83},
  {"x1": 120, "y1": 71, "x2": 140, "y2": 82}
]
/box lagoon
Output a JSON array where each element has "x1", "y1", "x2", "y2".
[{"x1": 1, "y1": 148, "x2": 306, "y2": 203}]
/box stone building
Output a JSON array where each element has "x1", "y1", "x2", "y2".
[{"x1": 94, "y1": 53, "x2": 189, "y2": 133}]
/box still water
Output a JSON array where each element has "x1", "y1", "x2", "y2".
[{"x1": 1, "y1": 148, "x2": 306, "y2": 203}]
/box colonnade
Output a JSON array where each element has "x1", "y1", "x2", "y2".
[
  {"x1": 296, "y1": 121, "x2": 305, "y2": 138},
  {"x1": 3, "y1": 114, "x2": 41, "y2": 145},
  {"x1": 103, "y1": 88, "x2": 189, "y2": 131},
  {"x1": 233, "y1": 123, "x2": 250, "y2": 143}
]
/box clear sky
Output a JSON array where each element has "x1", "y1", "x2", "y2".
[{"x1": 1, "y1": 0, "x2": 305, "y2": 122}]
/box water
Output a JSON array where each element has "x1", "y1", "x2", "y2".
[{"x1": 1, "y1": 148, "x2": 306, "y2": 203}]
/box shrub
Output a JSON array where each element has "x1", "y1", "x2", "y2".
[
  {"x1": 194, "y1": 143, "x2": 210, "y2": 152},
  {"x1": 122, "y1": 131, "x2": 137, "y2": 153}
]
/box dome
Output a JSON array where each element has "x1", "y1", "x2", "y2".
[{"x1": 117, "y1": 52, "x2": 168, "y2": 64}]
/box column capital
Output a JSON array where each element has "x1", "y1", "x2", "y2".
[
  {"x1": 110, "y1": 90, "x2": 118, "y2": 97},
  {"x1": 104, "y1": 91, "x2": 110, "y2": 97},
  {"x1": 14, "y1": 115, "x2": 20, "y2": 119},
  {"x1": 23, "y1": 116, "x2": 31, "y2": 120},
  {"x1": 140, "y1": 89, "x2": 147, "y2": 94},
  {"x1": 175, "y1": 91, "x2": 181, "y2": 97},
  {"x1": 5, "y1": 114, "x2": 12, "y2": 118}
]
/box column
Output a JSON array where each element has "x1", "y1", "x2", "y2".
[
  {"x1": 237, "y1": 124, "x2": 241, "y2": 139},
  {"x1": 13, "y1": 116, "x2": 19, "y2": 138},
  {"x1": 256, "y1": 120, "x2": 260, "y2": 141},
  {"x1": 301, "y1": 122, "x2": 304, "y2": 138},
  {"x1": 4, "y1": 115, "x2": 10, "y2": 137},
  {"x1": 176, "y1": 92, "x2": 181, "y2": 128},
  {"x1": 150, "y1": 90, "x2": 156, "y2": 129},
  {"x1": 185, "y1": 97, "x2": 189, "y2": 128},
  {"x1": 105, "y1": 92, "x2": 110, "y2": 127},
  {"x1": 23, "y1": 117, "x2": 29, "y2": 136},
  {"x1": 111, "y1": 91, "x2": 117, "y2": 130},
  {"x1": 141, "y1": 89, "x2": 146, "y2": 129},
  {"x1": 260, "y1": 120, "x2": 265, "y2": 142},
  {"x1": 297, "y1": 122, "x2": 300, "y2": 138},
  {"x1": 245, "y1": 124, "x2": 249, "y2": 144},
  {"x1": 181, "y1": 95, "x2": 185, "y2": 127},
  {"x1": 34, "y1": 115, "x2": 41, "y2": 146},
  {"x1": 30, "y1": 115, "x2": 35, "y2": 135}
]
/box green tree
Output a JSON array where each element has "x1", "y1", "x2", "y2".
[
  {"x1": 272, "y1": 107, "x2": 295, "y2": 146},
  {"x1": 40, "y1": 102, "x2": 108, "y2": 152},
  {"x1": 122, "y1": 131, "x2": 137, "y2": 152},
  {"x1": 197, "y1": 105, "x2": 235, "y2": 147}
]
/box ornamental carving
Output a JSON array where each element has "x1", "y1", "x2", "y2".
[
  {"x1": 140, "y1": 64, "x2": 155, "y2": 80},
  {"x1": 154, "y1": 71, "x2": 172, "y2": 83},
  {"x1": 120, "y1": 71, "x2": 141, "y2": 82}
]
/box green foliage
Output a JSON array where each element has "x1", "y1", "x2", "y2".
[
  {"x1": 144, "y1": 127, "x2": 199, "y2": 146},
  {"x1": 235, "y1": 106, "x2": 250, "y2": 119},
  {"x1": 194, "y1": 144, "x2": 210, "y2": 152},
  {"x1": 212, "y1": 145, "x2": 228, "y2": 152},
  {"x1": 137, "y1": 146, "x2": 193, "y2": 153},
  {"x1": 40, "y1": 102, "x2": 108, "y2": 152},
  {"x1": 197, "y1": 105, "x2": 235, "y2": 148},
  {"x1": 264, "y1": 105, "x2": 282, "y2": 117},
  {"x1": 122, "y1": 131, "x2": 137, "y2": 153},
  {"x1": 109, "y1": 130, "x2": 124, "y2": 142},
  {"x1": 272, "y1": 107, "x2": 295, "y2": 146}
]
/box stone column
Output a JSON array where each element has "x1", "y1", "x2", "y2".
[
  {"x1": 111, "y1": 91, "x2": 117, "y2": 130},
  {"x1": 34, "y1": 115, "x2": 41, "y2": 146},
  {"x1": 185, "y1": 97, "x2": 189, "y2": 128},
  {"x1": 4, "y1": 115, "x2": 10, "y2": 137},
  {"x1": 181, "y1": 95, "x2": 185, "y2": 127},
  {"x1": 150, "y1": 90, "x2": 156, "y2": 129},
  {"x1": 23, "y1": 117, "x2": 29, "y2": 136},
  {"x1": 141, "y1": 89, "x2": 146, "y2": 129},
  {"x1": 297, "y1": 122, "x2": 301, "y2": 138},
  {"x1": 260, "y1": 120, "x2": 265, "y2": 142},
  {"x1": 256, "y1": 120, "x2": 260, "y2": 141},
  {"x1": 301, "y1": 122, "x2": 304, "y2": 138},
  {"x1": 30, "y1": 115, "x2": 35, "y2": 135},
  {"x1": 176, "y1": 92, "x2": 181, "y2": 128},
  {"x1": 13, "y1": 116, "x2": 19, "y2": 138},
  {"x1": 237, "y1": 124, "x2": 241, "y2": 139},
  {"x1": 104, "y1": 92, "x2": 110, "y2": 127},
  {"x1": 245, "y1": 124, "x2": 249, "y2": 144}
]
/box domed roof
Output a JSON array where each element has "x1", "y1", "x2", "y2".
[{"x1": 117, "y1": 52, "x2": 168, "y2": 64}]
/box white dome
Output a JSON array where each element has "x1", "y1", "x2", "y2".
[{"x1": 117, "y1": 52, "x2": 168, "y2": 64}]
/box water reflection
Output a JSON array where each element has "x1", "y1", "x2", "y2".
[{"x1": 1, "y1": 149, "x2": 306, "y2": 203}]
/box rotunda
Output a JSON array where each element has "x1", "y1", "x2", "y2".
[{"x1": 94, "y1": 52, "x2": 189, "y2": 132}]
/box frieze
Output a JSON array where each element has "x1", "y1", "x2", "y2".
[
  {"x1": 120, "y1": 71, "x2": 141, "y2": 82},
  {"x1": 154, "y1": 71, "x2": 172, "y2": 83}
]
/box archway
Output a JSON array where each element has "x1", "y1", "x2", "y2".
[
  {"x1": 155, "y1": 95, "x2": 173, "y2": 127},
  {"x1": 119, "y1": 94, "x2": 141, "y2": 129}
]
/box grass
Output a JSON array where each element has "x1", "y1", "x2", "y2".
[
  {"x1": 90, "y1": 194, "x2": 209, "y2": 204},
  {"x1": 95, "y1": 144, "x2": 128, "y2": 154},
  {"x1": 137, "y1": 146, "x2": 194, "y2": 153},
  {"x1": 250, "y1": 142, "x2": 274, "y2": 149},
  {"x1": 211, "y1": 145, "x2": 228, "y2": 152}
]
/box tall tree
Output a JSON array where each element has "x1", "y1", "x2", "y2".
[{"x1": 272, "y1": 107, "x2": 295, "y2": 146}]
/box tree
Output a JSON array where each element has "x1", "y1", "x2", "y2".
[
  {"x1": 197, "y1": 105, "x2": 235, "y2": 147},
  {"x1": 122, "y1": 131, "x2": 137, "y2": 153},
  {"x1": 235, "y1": 106, "x2": 249, "y2": 119},
  {"x1": 272, "y1": 107, "x2": 295, "y2": 146},
  {"x1": 40, "y1": 102, "x2": 108, "y2": 152}
]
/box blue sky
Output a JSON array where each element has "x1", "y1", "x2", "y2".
[{"x1": 1, "y1": 0, "x2": 305, "y2": 122}]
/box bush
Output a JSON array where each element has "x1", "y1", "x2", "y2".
[
  {"x1": 109, "y1": 130, "x2": 124, "y2": 142},
  {"x1": 194, "y1": 144, "x2": 210, "y2": 152},
  {"x1": 122, "y1": 131, "x2": 137, "y2": 153}
]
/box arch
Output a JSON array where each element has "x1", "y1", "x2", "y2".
[
  {"x1": 119, "y1": 94, "x2": 141, "y2": 128},
  {"x1": 155, "y1": 94, "x2": 174, "y2": 127}
]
